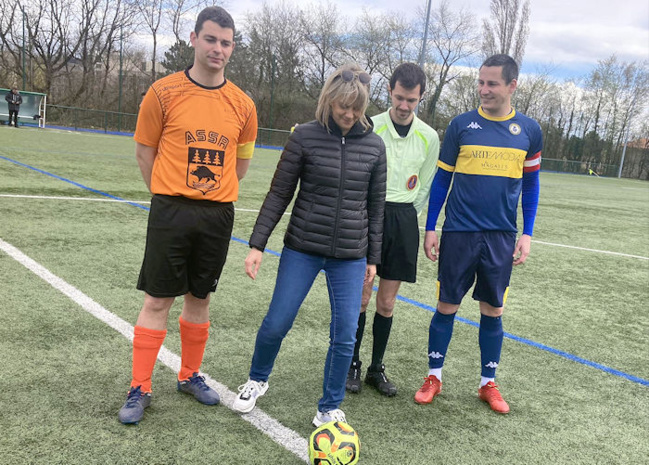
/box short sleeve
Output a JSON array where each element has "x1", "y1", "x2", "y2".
[{"x1": 134, "y1": 88, "x2": 163, "y2": 148}]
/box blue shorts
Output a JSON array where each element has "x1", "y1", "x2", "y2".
[{"x1": 436, "y1": 231, "x2": 516, "y2": 308}]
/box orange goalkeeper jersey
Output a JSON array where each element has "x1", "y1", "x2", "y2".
[{"x1": 135, "y1": 69, "x2": 258, "y2": 202}]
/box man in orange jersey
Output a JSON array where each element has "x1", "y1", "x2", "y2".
[{"x1": 118, "y1": 6, "x2": 258, "y2": 425}]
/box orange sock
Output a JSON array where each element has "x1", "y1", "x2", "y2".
[
  {"x1": 131, "y1": 326, "x2": 167, "y2": 393},
  {"x1": 178, "y1": 317, "x2": 210, "y2": 381}
]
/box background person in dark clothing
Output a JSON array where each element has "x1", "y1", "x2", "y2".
[{"x1": 5, "y1": 87, "x2": 23, "y2": 127}]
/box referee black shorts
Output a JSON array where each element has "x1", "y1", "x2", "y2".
[
  {"x1": 376, "y1": 202, "x2": 419, "y2": 283},
  {"x1": 137, "y1": 194, "x2": 235, "y2": 299}
]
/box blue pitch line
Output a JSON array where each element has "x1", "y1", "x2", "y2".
[
  {"x1": 4, "y1": 156, "x2": 648, "y2": 388},
  {"x1": 230, "y1": 236, "x2": 282, "y2": 257},
  {"x1": 394, "y1": 294, "x2": 649, "y2": 387},
  {"x1": 0, "y1": 156, "x2": 149, "y2": 211}
]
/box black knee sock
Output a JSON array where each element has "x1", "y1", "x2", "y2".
[
  {"x1": 371, "y1": 313, "x2": 393, "y2": 369},
  {"x1": 352, "y1": 312, "x2": 366, "y2": 363}
]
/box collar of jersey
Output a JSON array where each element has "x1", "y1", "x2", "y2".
[
  {"x1": 184, "y1": 66, "x2": 227, "y2": 90},
  {"x1": 478, "y1": 106, "x2": 516, "y2": 122}
]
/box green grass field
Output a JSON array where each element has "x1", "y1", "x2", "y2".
[{"x1": 1, "y1": 125, "x2": 648, "y2": 464}]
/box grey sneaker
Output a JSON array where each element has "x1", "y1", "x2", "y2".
[
  {"x1": 312, "y1": 408, "x2": 347, "y2": 427},
  {"x1": 232, "y1": 379, "x2": 269, "y2": 413},
  {"x1": 177, "y1": 372, "x2": 220, "y2": 405},
  {"x1": 346, "y1": 360, "x2": 362, "y2": 393},
  {"x1": 118, "y1": 386, "x2": 152, "y2": 424}
]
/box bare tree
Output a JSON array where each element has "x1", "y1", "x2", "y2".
[
  {"x1": 70, "y1": 0, "x2": 131, "y2": 104},
  {"x1": 346, "y1": 9, "x2": 390, "y2": 76},
  {"x1": 383, "y1": 13, "x2": 419, "y2": 79},
  {"x1": 514, "y1": 71, "x2": 554, "y2": 117},
  {"x1": 583, "y1": 56, "x2": 649, "y2": 166},
  {"x1": 244, "y1": 1, "x2": 306, "y2": 128},
  {"x1": 0, "y1": 0, "x2": 136, "y2": 108},
  {"x1": 299, "y1": 1, "x2": 345, "y2": 99},
  {"x1": 0, "y1": 0, "x2": 77, "y2": 93},
  {"x1": 423, "y1": 0, "x2": 481, "y2": 126},
  {"x1": 482, "y1": 0, "x2": 530, "y2": 67},
  {"x1": 0, "y1": 0, "x2": 29, "y2": 85},
  {"x1": 437, "y1": 69, "x2": 480, "y2": 122},
  {"x1": 167, "y1": 0, "x2": 210, "y2": 43},
  {"x1": 344, "y1": 9, "x2": 393, "y2": 105},
  {"x1": 128, "y1": 0, "x2": 164, "y2": 83}
]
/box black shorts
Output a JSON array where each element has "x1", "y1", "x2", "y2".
[
  {"x1": 376, "y1": 202, "x2": 419, "y2": 283},
  {"x1": 436, "y1": 231, "x2": 516, "y2": 308},
  {"x1": 137, "y1": 195, "x2": 235, "y2": 299}
]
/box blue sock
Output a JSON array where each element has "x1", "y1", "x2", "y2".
[
  {"x1": 479, "y1": 314, "x2": 504, "y2": 378},
  {"x1": 427, "y1": 311, "x2": 456, "y2": 369}
]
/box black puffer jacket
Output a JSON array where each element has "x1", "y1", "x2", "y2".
[{"x1": 249, "y1": 117, "x2": 387, "y2": 263}]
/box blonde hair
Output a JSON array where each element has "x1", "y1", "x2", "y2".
[{"x1": 315, "y1": 63, "x2": 371, "y2": 132}]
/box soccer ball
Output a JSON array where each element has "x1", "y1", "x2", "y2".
[{"x1": 308, "y1": 421, "x2": 360, "y2": 465}]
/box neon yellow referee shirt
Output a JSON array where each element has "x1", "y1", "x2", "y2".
[{"x1": 372, "y1": 110, "x2": 440, "y2": 214}]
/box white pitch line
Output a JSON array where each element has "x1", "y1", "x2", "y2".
[
  {"x1": 2, "y1": 193, "x2": 647, "y2": 260},
  {"x1": 530, "y1": 240, "x2": 649, "y2": 260},
  {"x1": 412, "y1": 227, "x2": 648, "y2": 260},
  {"x1": 0, "y1": 194, "x2": 294, "y2": 214},
  {"x1": 0, "y1": 194, "x2": 151, "y2": 204},
  {"x1": 0, "y1": 237, "x2": 309, "y2": 463}
]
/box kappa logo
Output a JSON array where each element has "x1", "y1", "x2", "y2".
[
  {"x1": 428, "y1": 351, "x2": 444, "y2": 359},
  {"x1": 467, "y1": 122, "x2": 482, "y2": 130},
  {"x1": 484, "y1": 361, "x2": 499, "y2": 369}
]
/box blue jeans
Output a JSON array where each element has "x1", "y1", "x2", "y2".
[{"x1": 249, "y1": 247, "x2": 366, "y2": 412}]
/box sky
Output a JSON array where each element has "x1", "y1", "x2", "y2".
[{"x1": 221, "y1": 0, "x2": 649, "y2": 80}]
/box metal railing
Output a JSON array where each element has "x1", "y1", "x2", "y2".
[
  {"x1": 257, "y1": 127, "x2": 291, "y2": 149},
  {"x1": 37, "y1": 107, "x2": 642, "y2": 179},
  {"x1": 45, "y1": 105, "x2": 138, "y2": 134},
  {"x1": 44, "y1": 105, "x2": 293, "y2": 147},
  {"x1": 542, "y1": 158, "x2": 619, "y2": 177}
]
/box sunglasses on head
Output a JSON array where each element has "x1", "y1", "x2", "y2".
[{"x1": 339, "y1": 70, "x2": 372, "y2": 85}]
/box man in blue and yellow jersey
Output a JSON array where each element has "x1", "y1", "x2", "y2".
[
  {"x1": 414, "y1": 54, "x2": 542, "y2": 414},
  {"x1": 346, "y1": 63, "x2": 439, "y2": 397},
  {"x1": 118, "y1": 6, "x2": 258, "y2": 425}
]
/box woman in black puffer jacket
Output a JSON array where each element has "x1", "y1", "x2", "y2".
[{"x1": 233, "y1": 63, "x2": 386, "y2": 427}]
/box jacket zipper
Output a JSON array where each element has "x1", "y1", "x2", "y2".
[{"x1": 331, "y1": 136, "x2": 345, "y2": 256}]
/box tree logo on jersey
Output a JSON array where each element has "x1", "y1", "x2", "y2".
[
  {"x1": 406, "y1": 174, "x2": 418, "y2": 190},
  {"x1": 509, "y1": 123, "x2": 521, "y2": 135},
  {"x1": 187, "y1": 147, "x2": 224, "y2": 194}
]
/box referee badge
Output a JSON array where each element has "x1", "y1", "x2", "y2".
[
  {"x1": 509, "y1": 123, "x2": 521, "y2": 135},
  {"x1": 406, "y1": 174, "x2": 418, "y2": 190}
]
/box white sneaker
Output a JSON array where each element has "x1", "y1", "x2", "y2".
[
  {"x1": 312, "y1": 408, "x2": 347, "y2": 427},
  {"x1": 232, "y1": 379, "x2": 269, "y2": 413}
]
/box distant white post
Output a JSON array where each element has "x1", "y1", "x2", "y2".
[
  {"x1": 418, "y1": 0, "x2": 433, "y2": 69},
  {"x1": 417, "y1": 0, "x2": 433, "y2": 116},
  {"x1": 618, "y1": 96, "x2": 637, "y2": 179}
]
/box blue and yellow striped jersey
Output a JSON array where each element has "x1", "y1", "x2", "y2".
[{"x1": 439, "y1": 107, "x2": 542, "y2": 232}]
